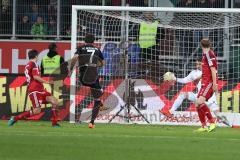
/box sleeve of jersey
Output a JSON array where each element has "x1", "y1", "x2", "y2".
[
  {"x1": 98, "y1": 50, "x2": 104, "y2": 60},
  {"x1": 75, "y1": 47, "x2": 81, "y2": 55},
  {"x1": 206, "y1": 52, "x2": 216, "y2": 67},
  {"x1": 176, "y1": 71, "x2": 194, "y2": 84},
  {"x1": 32, "y1": 63, "x2": 40, "y2": 76}
]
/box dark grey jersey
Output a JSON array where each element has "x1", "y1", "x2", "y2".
[{"x1": 75, "y1": 44, "x2": 104, "y2": 85}]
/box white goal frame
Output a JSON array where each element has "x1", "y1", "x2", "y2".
[{"x1": 70, "y1": 5, "x2": 240, "y2": 123}]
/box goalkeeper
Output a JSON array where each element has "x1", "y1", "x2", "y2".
[
  {"x1": 161, "y1": 58, "x2": 230, "y2": 126},
  {"x1": 69, "y1": 34, "x2": 105, "y2": 128}
]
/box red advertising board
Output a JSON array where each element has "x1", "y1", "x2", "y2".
[{"x1": 0, "y1": 41, "x2": 71, "y2": 73}]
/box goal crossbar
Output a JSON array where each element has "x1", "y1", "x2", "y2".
[{"x1": 72, "y1": 5, "x2": 240, "y2": 13}]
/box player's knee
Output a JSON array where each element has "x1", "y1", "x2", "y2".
[
  {"x1": 197, "y1": 101, "x2": 205, "y2": 107},
  {"x1": 179, "y1": 92, "x2": 187, "y2": 99},
  {"x1": 47, "y1": 96, "x2": 58, "y2": 106},
  {"x1": 93, "y1": 100, "x2": 101, "y2": 109},
  {"x1": 52, "y1": 98, "x2": 59, "y2": 106},
  {"x1": 32, "y1": 108, "x2": 41, "y2": 115},
  {"x1": 51, "y1": 101, "x2": 58, "y2": 108},
  {"x1": 196, "y1": 99, "x2": 202, "y2": 107},
  {"x1": 196, "y1": 99, "x2": 204, "y2": 107},
  {"x1": 195, "y1": 102, "x2": 199, "y2": 107},
  {"x1": 92, "y1": 89, "x2": 103, "y2": 99}
]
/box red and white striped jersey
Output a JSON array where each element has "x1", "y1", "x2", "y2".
[
  {"x1": 202, "y1": 49, "x2": 218, "y2": 85},
  {"x1": 24, "y1": 61, "x2": 44, "y2": 93}
]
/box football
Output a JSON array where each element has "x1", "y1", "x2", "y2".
[{"x1": 163, "y1": 72, "x2": 176, "y2": 81}]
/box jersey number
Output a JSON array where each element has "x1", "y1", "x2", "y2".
[
  {"x1": 87, "y1": 49, "x2": 95, "y2": 63},
  {"x1": 25, "y1": 66, "x2": 30, "y2": 84}
]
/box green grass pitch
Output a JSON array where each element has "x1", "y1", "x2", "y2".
[{"x1": 0, "y1": 121, "x2": 240, "y2": 160}]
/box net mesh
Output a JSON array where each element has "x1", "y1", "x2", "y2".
[
  {"x1": 72, "y1": 8, "x2": 240, "y2": 123},
  {"x1": 79, "y1": 10, "x2": 240, "y2": 29}
]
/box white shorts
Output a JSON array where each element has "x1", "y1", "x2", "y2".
[
  {"x1": 186, "y1": 92, "x2": 219, "y2": 111},
  {"x1": 206, "y1": 93, "x2": 219, "y2": 111},
  {"x1": 186, "y1": 92, "x2": 197, "y2": 102}
]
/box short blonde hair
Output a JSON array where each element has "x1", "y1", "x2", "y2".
[{"x1": 200, "y1": 38, "x2": 212, "y2": 48}]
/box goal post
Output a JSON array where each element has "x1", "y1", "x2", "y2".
[
  {"x1": 70, "y1": 5, "x2": 240, "y2": 125},
  {"x1": 70, "y1": 7, "x2": 78, "y2": 123}
]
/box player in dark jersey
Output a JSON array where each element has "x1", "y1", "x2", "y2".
[
  {"x1": 69, "y1": 34, "x2": 105, "y2": 128},
  {"x1": 195, "y1": 38, "x2": 217, "y2": 132},
  {"x1": 8, "y1": 49, "x2": 60, "y2": 127}
]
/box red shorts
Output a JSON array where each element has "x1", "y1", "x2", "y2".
[
  {"x1": 197, "y1": 83, "x2": 213, "y2": 101},
  {"x1": 28, "y1": 91, "x2": 52, "y2": 108}
]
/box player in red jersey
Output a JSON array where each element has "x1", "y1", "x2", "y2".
[
  {"x1": 195, "y1": 38, "x2": 217, "y2": 132},
  {"x1": 8, "y1": 49, "x2": 60, "y2": 127}
]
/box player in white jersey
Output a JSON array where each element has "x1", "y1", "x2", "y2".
[{"x1": 161, "y1": 58, "x2": 230, "y2": 126}]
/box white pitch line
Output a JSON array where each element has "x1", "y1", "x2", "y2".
[{"x1": 0, "y1": 131, "x2": 240, "y2": 142}]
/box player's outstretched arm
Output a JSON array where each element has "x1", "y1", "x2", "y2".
[
  {"x1": 176, "y1": 71, "x2": 202, "y2": 84},
  {"x1": 176, "y1": 71, "x2": 195, "y2": 84},
  {"x1": 69, "y1": 55, "x2": 79, "y2": 71},
  {"x1": 67, "y1": 55, "x2": 79, "y2": 77}
]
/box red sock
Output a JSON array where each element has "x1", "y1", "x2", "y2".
[
  {"x1": 201, "y1": 104, "x2": 215, "y2": 123},
  {"x1": 14, "y1": 111, "x2": 31, "y2": 121},
  {"x1": 52, "y1": 109, "x2": 58, "y2": 125},
  {"x1": 197, "y1": 107, "x2": 206, "y2": 127}
]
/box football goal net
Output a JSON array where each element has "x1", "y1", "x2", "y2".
[{"x1": 70, "y1": 6, "x2": 240, "y2": 125}]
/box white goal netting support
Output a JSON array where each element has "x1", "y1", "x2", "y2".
[{"x1": 70, "y1": 6, "x2": 240, "y2": 126}]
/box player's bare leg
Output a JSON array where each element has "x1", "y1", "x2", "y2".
[{"x1": 46, "y1": 96, "x2": 60, "y2": 127}]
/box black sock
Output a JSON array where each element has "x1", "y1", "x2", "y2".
[
  {"x1": 76, "y1": 104, "x2": 83, "y2": 122},
  {"x1": 90, "y1": 100, "x2": 101, "y2": 124}
]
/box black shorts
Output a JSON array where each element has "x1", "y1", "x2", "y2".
[
  {"x1": 79, "y1": 77, "x2": 102, "y2": 90},
  {"x1": 79, "y1": 77, "x2": 102, "y2": 99}
]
